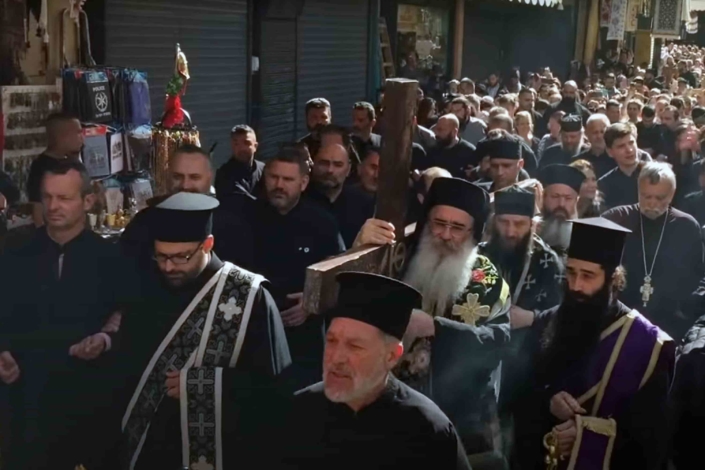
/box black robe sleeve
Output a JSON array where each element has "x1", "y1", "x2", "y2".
[
  {"x1": 221, "y1": 285, "x2": 292, "y2": 466},
  {"x1": 671, "y1": 317, "x2": 705, "y2": 469},
  {"x1": 431, "y1": 314, "x2": 511, "y2": 453},
  {"x1": 233, "y1": 285, "x2": 292, "y2": 377}
]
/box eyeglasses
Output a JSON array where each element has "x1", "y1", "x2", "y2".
[
  {"x1": 152, "y1": 244, "x2": 203, "y2": 265},
  {"x1": 430, "y1": 219, "x2": 471, "y2": 237}
]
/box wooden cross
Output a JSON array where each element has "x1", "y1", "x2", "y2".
[{"x1": 302, "y1": 78, "x2": 419, "y2": 314}]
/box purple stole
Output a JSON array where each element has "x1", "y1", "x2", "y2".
[{"x1": 562, "y1": 310, "x2": 670, "y2": 470}]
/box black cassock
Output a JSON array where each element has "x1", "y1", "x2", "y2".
[
  {"x1": 480, "y1": 235, "x2": 564, "y2": 418},
  {"x1": 597, "y1": 166, "x2": 641, "y2": 211},
  {"x1": 671, "y1": 315, "x2": 705, "y2": 469},
  {"x1": 109, "y1": 254, "x2": 291, "y2": 470},
  {"x1": 275, "y1": 378, "x2": 471, "y2": 470},
  {"x1": 0, "y1": 228, "x2": 124, "y2": 470},
  {"x1": 603, "y1": 204, "x2": 704, "y2": 340},
  {"x1": 538, "y1": 143, "x2": 588, "y2": 169},
  {"x1": 511, "y1": 303, "x2": 674, "y2": 470}
]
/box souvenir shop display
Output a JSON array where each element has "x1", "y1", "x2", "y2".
[
  {"x1": 1, "y1": 84, "x2": 63, "y2": 201},
  {"x1": 88, "y1": 176, "x2": 143, "y2": 239},
  {"x1": 152, "y1": 44, "x2": 200, "y2": 195},
  {"x1": 62, "y1": 67, "x2": 151, "y2": 127}
]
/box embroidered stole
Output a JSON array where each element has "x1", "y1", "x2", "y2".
[
  {"x1": 565, "y1": 310, "x2": 668, "y2": 470},
  {"x1": 122, "y1": 262, "x2": 263, "y2": 470}
]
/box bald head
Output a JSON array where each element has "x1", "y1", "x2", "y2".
[
  {"x1": 562, "y1": 81, "x2": 578, "y2": 99},
  {"x1": 169, "y1": 145, "x2": 214, "y2": 194},
  {"x1": 434, "y1": 114, "x2": 460, "y2": 147},
  {"x1": 45, "y1": 114, "x2": 84, "y2": 158}
]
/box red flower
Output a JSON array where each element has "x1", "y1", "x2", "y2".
[{"x1": 472, "y1": 270, "x2": 486, "y2": 282}]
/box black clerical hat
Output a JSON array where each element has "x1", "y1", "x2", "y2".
[
  {"x1": 152, "y1": 192, "x2": 219, "y2": 243},
  {"x1": 425, "y1": 177, "x2": 490, "y2": 239},
  {"x1": 567, "y1": 217, "x2": 631, "y2": 270},
  {"x1": 560, "y1": 114, "x2": 583, "y2": 132},
  {"x1": 328, "y1": 272, "x2": 422, "y2": 340},
  {"x1": 486, "y1": 138, "x2": 522, "y2": 160},
  {"x1": 539, "y1": 164, "x2": 585, "y2": 194},
  {"x1": 495, "y1": 186, "x2": 535, "y2": 217}
]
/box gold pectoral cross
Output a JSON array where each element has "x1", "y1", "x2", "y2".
[{"x1": 640, "y1": 276, "x2": 654, "y2": 307}]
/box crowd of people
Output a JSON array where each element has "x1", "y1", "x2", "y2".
[{"x1": 2, "y1": 42, "x2": 705, "y2": 470}]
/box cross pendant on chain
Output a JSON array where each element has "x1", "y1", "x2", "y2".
[{"x1": 640, "y1": 275, "x2": 654, "y2": 307}]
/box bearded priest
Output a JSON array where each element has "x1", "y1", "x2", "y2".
[
  {"x1": 511, "y1": 218, "x2": 674, "y2": 470},
  {"x1": 355, "y1": 177, "x2": 511, "y2": 463}
]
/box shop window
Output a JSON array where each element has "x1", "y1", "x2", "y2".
[{"x1": 396, "y1": 4, "x2": 449, "y2": 85}]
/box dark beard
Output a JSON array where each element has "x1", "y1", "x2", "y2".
[
  {"x1": 484, "y1": 227, "x2": 531, "y2": 288},
  {"x1": 436, "y1": 136, "x2": 454, "y2": 148},
  {"x1": 537, "y1": 282, "x2": 614, "y2": 384}
]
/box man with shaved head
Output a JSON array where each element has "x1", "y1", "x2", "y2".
[
  {"x1": 27, "y1": 113, "x2": 84, "y2": 227},
  {"x1": 121, "y1": 144, "x2": 255, "y2": 269},
  {"x1": 306, "y1": 143, "x2": 375, "y2": 247},
  {"x1": 427, "y1": 113, "x2": 477, "y2": 178}
]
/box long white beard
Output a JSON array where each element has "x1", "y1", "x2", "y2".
[
  {"x1": 540, "y1": 217, "x2": 573, "y2": 251},
  {"x1": 403, "y1": 229, "x2": 477, "y2": 317}
]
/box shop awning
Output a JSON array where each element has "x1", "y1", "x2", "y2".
[{"x1": 508, "y1": 0, "x2": 562, "y2": 8}]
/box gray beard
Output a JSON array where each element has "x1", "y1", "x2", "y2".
[
  {"x1": 403, "y1": 228, "x2": 477, "y2": 317},
  {"x1": 561, "y1": 144, "x2": 582, "y2": 158},
  {"x1": 540, "y1": 217, "x2": 573, "y2": 252}
]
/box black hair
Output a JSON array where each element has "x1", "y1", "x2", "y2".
[
  {"x1": 43, "y1": 159, "x2": 93, "y2": 197},
  {"x1": 230, "y1": 124, "x2": 255, "y2": 137},
  {"x1": 267, "y1": 144, "x2": 311, "y2": 175},
  {"x1": 361, "y1": 145, "x2": 382, "y2": 163},
  {"x1": 305, "y1": 97, "x2": 331, "y2": 115},
  {"x1": 353, "y1": 102, "x2": 376, "y2": 122}
]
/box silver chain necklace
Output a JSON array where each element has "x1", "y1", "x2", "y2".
[{"x1": 639, "y1": 208, "x2": 668, "y2": 307}]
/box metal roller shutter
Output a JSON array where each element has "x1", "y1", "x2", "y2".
[
  {"x1": 296, "y1": 0, "x2": 371, "y2": 137},
  {"x1": 258, "y1": 19, "x2": 297, "y2": 159},
  {"x1": 104, "y1": 0, "x2": 248, "y2": 166}
]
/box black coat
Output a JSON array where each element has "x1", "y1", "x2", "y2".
[
  {"x1": 249, "y1": 197, "x2": 345, "y2": 388},
  {"x1": 672, "y1": 315, "x2": 705, "y2": 469},
  {"x1": 276, "y1": 377, "x2": 471, "y2": 470},
  {"x1": 602, "y1": 204, "x2": 704, "y2": 340},
  {"x1": 0, "y1": 228, "x2": 125, "y2": 470}
]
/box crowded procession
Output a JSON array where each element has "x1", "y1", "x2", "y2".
[{"x1": 6, "y1": 0, "x2": 705, "y2": 469}]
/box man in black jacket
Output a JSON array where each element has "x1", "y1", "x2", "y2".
[
  {"x1": 250, "y1": 146, "x2": 345, "y2": 389},
  {"x1": 215, "y1": 125, "x2": 264, "y2": 197}
]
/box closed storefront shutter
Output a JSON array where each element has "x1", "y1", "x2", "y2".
[
  {"x1": 258, "y1": 19, "x2": 297, "y2": 159},
  {"x1": 295, "y1": 0, "x2": 371, "y2": 138},
  {"x1": 104, "y1": 0, "x2": 248, "y2": 166}
]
